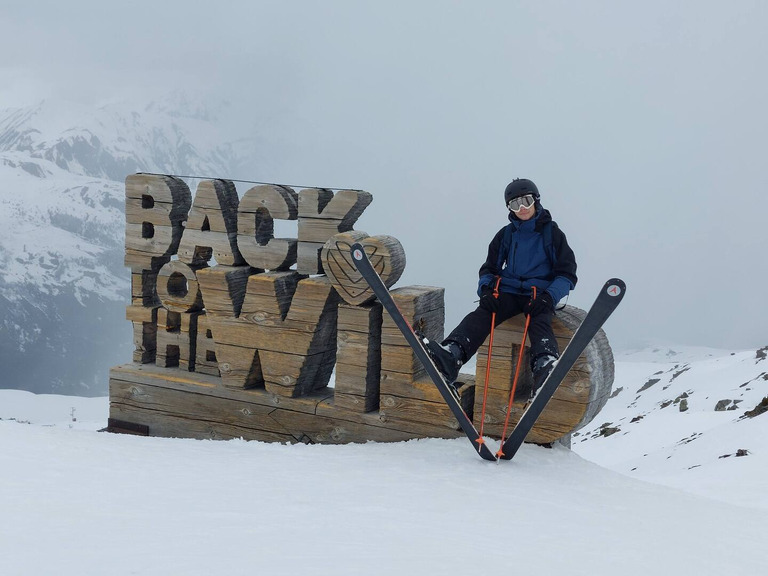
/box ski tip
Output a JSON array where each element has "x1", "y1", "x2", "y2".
[
  {"x1": 350, "y1": 243, "x2": 366, "y2": 263},
  {"x1": 604, "y1": 278, "x2": 626, "y2": 299}
]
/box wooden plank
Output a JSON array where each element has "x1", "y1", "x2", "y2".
[
  {"x1": 379, "y1": 394, "x2": 461, "y2": 430},
  {"x1": 268, "y1": 407, "x2": 416, "y2": 445},
  {"x1": 239, "y1": 184, "x2": 298, "y2": 221},
  {"x1": 125, "y1": 223, "x2": 183, "y2": 258},
  {"x1": 297, "y1": 241, "x2": 324, "y2": 275},
  {"x1": 109, "y1": 364, "x2": 332, "y2": 415},
  {"x1": 123, "y1": 250, "x2": 170, "y2": 273},
  {"x1": 315, "y1": 399, "x2": 463, "y2": 440},
  {"x1": 126, "y1": 304, "x2": 159, "y2": 324},
  {"x1": 125, "y1": 197, "x2": 177, "y2": 227},
  {"x1": 195, "y1": 265, "x2": 254, "y2": 316},
  {"x1": 109, "y1": 379, "x2": 294, "y2": 443},
  {"x1": 132, "y1": 321, "x2": 157, "y2": 364},
  {"x1": 194, "y1": 314, "x2": 220, "y2": 377},
  {"x1": 130, "y1": 270, "x2": 159, "y2": 306},
  {"x1": 297, "y1": 188, "x2": 372, "y2": 222},
  {"x1": 333, "y1": 392, "x2": 378, "y2": 413},
  {"x1": 334, "y1": 302, "x2": 381, "y2": 412}
]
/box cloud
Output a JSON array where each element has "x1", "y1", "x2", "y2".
[{"x1": 3, "y1": 0, "x2": 767, "y2": 350}]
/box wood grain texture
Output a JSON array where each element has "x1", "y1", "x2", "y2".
[{"x1": 321, "y1": 231, "x2": 406, "y2": 305}]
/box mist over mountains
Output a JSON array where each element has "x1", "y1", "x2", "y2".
[{"x1": 0, "y1": 96, "x2": 255, "y2": 394}]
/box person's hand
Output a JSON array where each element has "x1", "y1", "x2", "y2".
[
  {"x1": 479, "y1": 284, "x2": 500, "y2": 313},
  {"x1": 526, "y1": 291, "x2": 554, "y2": 315}
]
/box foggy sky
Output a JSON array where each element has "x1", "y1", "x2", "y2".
[{"x1": 2, "y1": 1, "x2": 767, "y2": 351}]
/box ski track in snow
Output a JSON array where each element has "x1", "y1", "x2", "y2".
[{"x1": 1, "y1": 346, "x2": 767, "y2": 575}]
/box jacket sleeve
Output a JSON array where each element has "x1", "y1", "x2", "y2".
[
  {"x1": 477, "y1": 227, "x2": 507, "y2": 296},
  {"x1": 545, "y1": 223, "x2": 578, "y2": 303}
]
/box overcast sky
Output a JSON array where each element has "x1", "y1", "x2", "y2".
[{"x1": 2, "y1": 1, "x2": 767, "y2": 351}]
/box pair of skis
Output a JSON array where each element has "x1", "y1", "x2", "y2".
[{"x1": 351, "y1": 243, "x2": 625, "y2": 461}]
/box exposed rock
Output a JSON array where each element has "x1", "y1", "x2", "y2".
[
  {"x1": 599, "y1": 426, "x2": 620, "y2": 437},
  {"x1": 679, "y1": 399, "x2": 689, "y2": 412},
  {"x1": 670, "y1": 366, "x2": 691, "y2": 381},
  {"x1": 638, "y1": 378, "x2": 660, "y2": 393},
  {"x1": 719, "y1": 449, "x2": 750, "y2": 459},
  {"x1": 715, "y1": 399, "x2": 732, "y2": 412},
  {"x1": 743, "y1": 396, "x2": 768, "y2": 419}
]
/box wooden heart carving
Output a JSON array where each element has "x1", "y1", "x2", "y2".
[{"x1": 322, "y1": 231, "x2": 406, "y2": 305}]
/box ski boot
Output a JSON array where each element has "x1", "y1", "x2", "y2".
[
  {"x1": 530, "y1": 354, "x2": 558, "y2": 399},
  {"x1": 423, "y1": 339, "x2": 463, "y2": 402}
]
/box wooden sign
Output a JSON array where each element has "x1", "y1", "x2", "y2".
[{"x1": 110, "y1": 173, "x2": 616, "y2": 449}]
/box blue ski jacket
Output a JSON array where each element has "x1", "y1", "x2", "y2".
[{"x1": 477, "y1": 205, "x2": 577, "y2": 305}]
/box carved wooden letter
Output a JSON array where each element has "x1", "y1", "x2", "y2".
[
  {"x1": 237, "y1": 185, "x2": 298, "y2": 270},
  {"x1": 177, "y1": 179, "x2": 243, "y2": 266},
  {"x1": 297, "y1": 189, "x2": 373, "y2": 274}
]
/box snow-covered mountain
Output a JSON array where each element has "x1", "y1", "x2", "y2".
[
  {"x1": 573, "y1": 344, "x2": 768, "y2": 508},
  {"x1": 0, "y1": 96, "x2": 256, "y2": 394}
]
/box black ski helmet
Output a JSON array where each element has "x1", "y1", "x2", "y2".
[{"x1": 504, "y1": 178, "x2": 540, "y2": 204}]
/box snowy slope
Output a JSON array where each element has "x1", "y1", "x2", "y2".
[
  {"x1": 0, "y1": 96, "x2": 255, "y2": 394},
  {"x1": 1, "y1": 347, "x2": 766, "y2": 576},
  {"x1": 573, "y1": 345, "x2": 768, "y2": 509},
  {"x1": 0, "y1": 392, "x2": 764, "y2": 576}
]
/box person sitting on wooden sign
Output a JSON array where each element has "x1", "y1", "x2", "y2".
[{"x1": 424, "y1": 178, "x2": 578, "y2": 399}]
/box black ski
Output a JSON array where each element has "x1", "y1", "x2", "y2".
[
  {"x1": 351, "y1": 243, "x2": 498, "y2": 461},
  {"x1": 499, "y1": 278, "x2": 626, "y2": 460}
]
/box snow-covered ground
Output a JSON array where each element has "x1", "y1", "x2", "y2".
[{"x1": 1, "y1": 346, "x2": 766, "y2": 575}]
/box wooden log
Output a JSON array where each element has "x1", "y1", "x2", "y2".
[
  {"x1": 237, "y1": 184, "x2": 298, "y2": 271},
  {"x1": 177, "y1": 179, "x2": 244, "y2": 266},
  {"x1": 470, "y1": 305, "x2": 608, "y2": 443},
  {"x1": 321, "y1": 231, "x2": 406, "y2": 306}
]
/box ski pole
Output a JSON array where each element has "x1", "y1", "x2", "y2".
[
  {"x1": 477, "y1": 277, "x2": 502, "y2": 443},
  {"x1": 496, "y1": 286, "x2": 534, "y2": 458}
]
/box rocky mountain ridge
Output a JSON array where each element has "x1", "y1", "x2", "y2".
[{"x1": 0, "y1": 97, "x2": 254, "y2": 394}]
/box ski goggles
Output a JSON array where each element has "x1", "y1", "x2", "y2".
[{"x1": 507, "y1": 194, "x2": 536, "y2": 212}]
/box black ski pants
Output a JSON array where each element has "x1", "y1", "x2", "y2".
[{"x1": 445, "y1": 292, "x2": 560, "y2": 368}]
